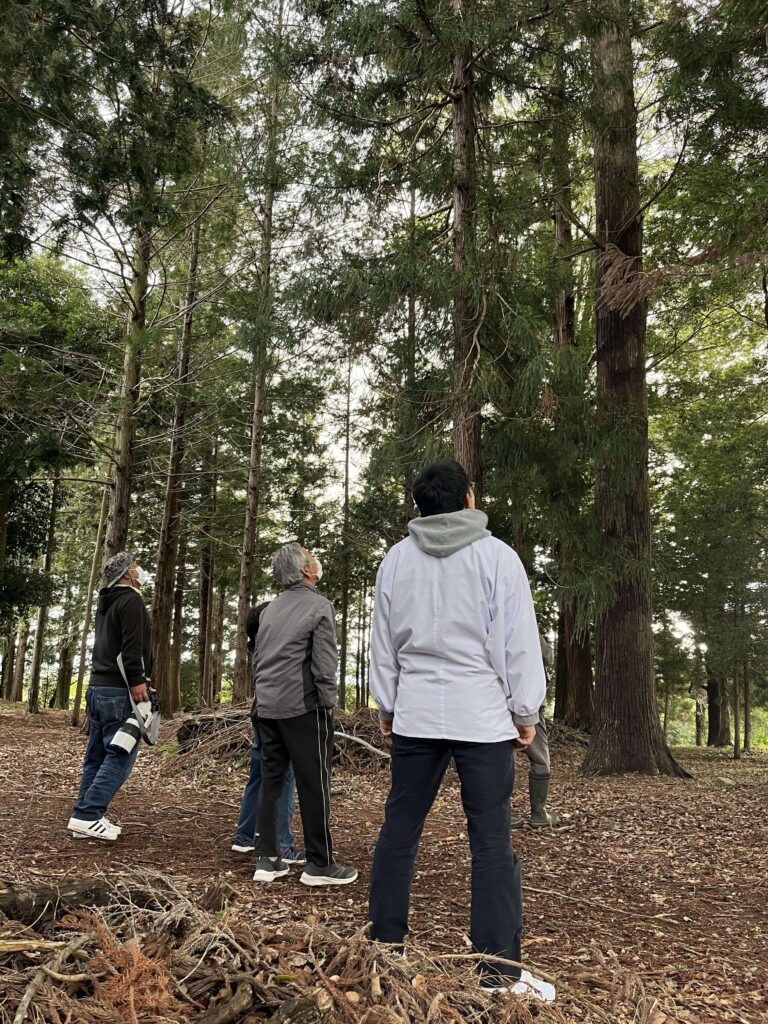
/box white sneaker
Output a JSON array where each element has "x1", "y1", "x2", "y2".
[
  {"x1": 67, "y1": 816, "x2": 119, "y2": 842},
  {"x1": 231, "y1": 842, "x2": 256, "y2": 853},
  {"x1": 482, "y1": 969, "x2": 556, "y2": 1002}
]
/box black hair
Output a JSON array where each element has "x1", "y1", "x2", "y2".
[
  {"x1": 246, "y1": 602, "x2": 270, "y2": 652},
  {"x1": 412, "y1": 459, "x2": 471, "y2": 517}
]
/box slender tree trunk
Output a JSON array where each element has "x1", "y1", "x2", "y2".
[
  {"x1": 742, "y1": 659, "x2": 751, "y2": 752},
  {"x1": 360, "y1": 580, "x2": 369, "y2": 708},
  {"x1": 27, "y1": 474, "x2": 59, "y2": 715},
  {"x1": 355, "y1": 594, "x2": 363, "y2": 711},
  {"x1": 71, "y1": 487, "x2": 108, "y2": 726},
  {"x1": 695, "y1": 696, "x2": 705, "y2": 747},
  {"x1": 232, "y1": 2, "x2": 284, "y2": 703},
  {"x1": 211, "y1": 578, "x2": 226, "y2": 704},
  {"x1": 198, "y1": 440, "x2": 217, "y2": 706},
  {"x1": 53, "y1": 587, "x2": 76, "y2": 710},
  {"x1": 732, "y1": 666, "x2": 741, "y2": 760},
  {"x1": 0, "y1": 484, "x2": 11, "y2": 576},
  {"x1": 169, "y1": 523, "x2": 188, "y2": 713},
  {"x1": 582, "y1": 9, "x2": 685, "y2": 776},
  {"x1": 339, "y1": 351, "x2": 352, "y2": 711},
  {"x1": 106, "y1": 227, "x2": 151, "y2": 555},
  {"x1": 11, "y1": 622, "x2": 29, "y2": 702},
  {"x1": 153, "y1": 221, "x2": 199, "y2": 717},
  {"x1": 1, "y1": 628, "x2": 16, "y2": 699},
  {"x1": 402, "y1": 180, "x2": 418, "y2": 530},
  {"x1": 553, "y1": 606, "x2": 567, "y2": 722},
  {"x1": 450, "y1": 0, "x2": 482, "y2": 497}
]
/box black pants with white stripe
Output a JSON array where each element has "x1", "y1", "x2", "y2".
[{"x1": 255, "y1": 709, "x2": 334, "y2": 867}]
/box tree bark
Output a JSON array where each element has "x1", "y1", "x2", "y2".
[
  {"x1": 211, "y1": 577, "x2": 226, "y2": 704},
  {"x1": 707, "y1": 672, "x2": 731, "y2": 746},
  {"x1": 563, "y1": 607, "x2": 594, "y2": 731},
  {"x1": 53, "y1": 587, "x2": 77, "y2": 710},
  {"x1": 71, "y1": 487, "x2": 108, "y2": 726},
  {"x1": 582, "y1": 8, "x2": 685, "y2": 776},
  {"x1": 1, "y1": 628, "x2": 16, "y2": 700},
  {"x1": 153, "y1": 222, "x2": 199, "y2": 717},
  {"x1": 169, "y1": 522, "x2": 188, "y2": 713},
  {"x1": 10, "y1": 621, "x2": 29, "y2": 702},
  {"x1": 450, "y1": 0, "x2": 482, "y2": 497},
  {"x1": 742, "y1": 659, "x2": 751, "y2": 751},
  {"x1": 232, "y1": 2, "x2": 284, "y2": 703},
  {"x1": 198, "y1": 440, "x2": 217, "y2": 706},
  {"x1": 732, "y1": 667, "x2": 741, "y2": 760},
  {"x1": 339, "y1": 350, "x2": 352, "y2": 711},
  {"x1": 106, "y1": 227, "x2": 151, "y2": 555},
  {"x1": 0, "y1": 484, "x2": 11, "y2": 577},
  {"x1": 27, "y1": 474, "x2": 59, "y2": 715},
  {"x1": 553, "y1": 606, "x2": 567, "y2": 722}
]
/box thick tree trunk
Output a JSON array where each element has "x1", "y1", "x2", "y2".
[
  {"x1": 169, "y1": 524, "x2": 188, "y2": 713},
  {"x1": 106, "y1": 227, "x2": 151, "y2": 555},
  {"x1": 232, "y1": 6, "x2": 283, "y2": 703},
  {"x1": 11, "y1": 621, "x2": 29, "y2": 702},
  {"x1": 450, "y1": 0, "x2": 482, "y2": 497},
  {"x1": 339, "y1": 351, "x2": 352, "y2": 711},
  {"x1": 71, "y1": 487, "x2": 108, "y2": 726},
  {"x1": 563, "y1": 606, "x2": 594, "y2": 731},
  {"x1": 1, "y1": 628, "x2": 16, "y2": 700},
  {"x1": 153, "y1": 222, "x2": 199, "y2": 717},
  {"x1": 582, "y1": 10, "x2": 685, "y2": 776},
  {"x1": 27, "y1": 475, "x2": 59, "y2": 715},
  {"x1": 707, "y1": 673, "x2": 731, "y2": 746}
]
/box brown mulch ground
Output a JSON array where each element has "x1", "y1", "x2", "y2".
[{"x1": 0, "y1": 705, "x2": 766, "y2": 1023}]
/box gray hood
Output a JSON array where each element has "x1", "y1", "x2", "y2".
[{"x1": 408, "y1": 509, "x2": 491, "y2": 557}]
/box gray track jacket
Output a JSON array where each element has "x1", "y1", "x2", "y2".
[{"x1": 253, "y1": 582, "x2": 338, "y2": 719}]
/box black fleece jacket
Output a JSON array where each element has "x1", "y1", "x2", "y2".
[{"x1": 90, "y1": 585, "x2": 153, "y2": 689}]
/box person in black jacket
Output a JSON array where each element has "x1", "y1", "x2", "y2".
[{"x1": 67, "y1": 551, "x2": 153, "y2": 841}]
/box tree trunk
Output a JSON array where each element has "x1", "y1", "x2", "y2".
[
  {"x1": 450, "y1": 0, "x2": 482, "y2": 497},
  {"x1": 732, "y1": 667, "x2": 741, "y2": 760},
  {"x1": 0, "y1": 484, "x2": 11, "y2": 577},
  {"x1": 360, "y1": 579, "x2": 369, "y2": 708},
  {"x1": 742, "y1": 659, "x2": 751, "y2": 752},
  {"x1": 106, "y1": 227, "x2": 151, "y2": 555},
  {"x1": 71, "y1": 487, "x2": 109, "y2": 726},
  {"x1": 11, "y1": 621, "x2": 29, "y2": 702},
  {"x1": 706, "y1": 672, "x2": 731, "y2": 746},
  {"x1": 1, "y1": 628, "x2": 16, "y2": 700},
  {"x1": 211, "y1": 578, "x2": 226, "y2": 704},
  {"x1": 232, "y1": 2, "x2": 284, "y2": 703},
  {"x1": 153, "y1": 222, "x2": 199, "y2": 717},
  {"x1": 27, "y1": 474, "x2": 59, "y2": 715},
  {"x1": 662, "y1": 675, "x2": 670, "y2": 740},
  {"x1": 339, "y1": 350, "x2": 352, "y2": 711},
  {"x1": 563, "y1": 607, "x2": 594, "y2": 731},
  {"x1": 582, "y1": 9, "x2": 685, "y2": 776},
  {"x1": 53, "y1": 588, "x2": 77, "y2": 710},
  {"x1": 553, "y1": 606, "x2": 567, "y2": 722},
  {"x1": 695, "y1": 697, "x2": 705, "y2": 747},
  {"x1": 402, "y1": 180, "x2": 418, "y2": 530},
  {"x1": 197, "y1": 440, "x2": 217, "y2": 706},
  {"x1": 168, "y1": 523, "x2": 187, "y2": 712}
]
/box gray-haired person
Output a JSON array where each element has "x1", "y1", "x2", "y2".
[
  {"x1": 511, "y1": 634, "x2": 558, "y2": 828},
  {"x1": 68, "y1": 552, "x2": 153, "y2": 841},
  {"x1": 252, "y1": 542, "x2": 357, "y2": 887}
]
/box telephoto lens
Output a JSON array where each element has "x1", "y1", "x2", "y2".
[{"x1": 109, "y1": 701, "x2": 153, "y2": 755}]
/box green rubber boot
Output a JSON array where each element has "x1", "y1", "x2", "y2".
[
  {"x1": 529, "y1": 775, "x2": 559, "y2": 827},
  {"x1": 510, "y1": 806, "x2": 526, "y2": 829}
]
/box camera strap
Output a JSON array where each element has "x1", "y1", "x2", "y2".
[{"x1": 116, "y1": 653, "x2": 161, "y2": 746}]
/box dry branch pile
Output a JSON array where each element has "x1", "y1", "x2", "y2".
[
  {"x1": 0, "y1": 869, "x2": 584, "y2": 1024},
  {"x1": 169, "y1": 707, "x2": 390, "y2": 777}
]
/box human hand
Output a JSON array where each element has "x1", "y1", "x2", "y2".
[
  {"x1": 379, "y1": 720, "x2": 393, "y2": 737},
  {"x1": 131, "y1": 684, "x2": 149, "y2": 702},
  {"x1": 514, "y1": 725, "x2": 535, "y2": 750}
]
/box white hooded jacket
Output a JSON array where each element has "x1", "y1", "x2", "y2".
[{"x1": 368, "y1": 509, "x2": 546, "y2": 743}]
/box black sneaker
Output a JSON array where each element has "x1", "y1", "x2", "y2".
[
  {"x1": 280, "y1": 846, "x2": 307, "y2": 865},
  {"x1": 253, "y1": 856, "x2": 290, "y2": 882},
  {"x1": 300, "y1": 862, "x2": 358, "y2": 887}
]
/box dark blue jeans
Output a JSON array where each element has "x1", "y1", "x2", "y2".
[
  {"x1": 234, "y1": 735, "x2": 296, "y2": 852},
  {"x1": 369, "y1": 734, "x2": 522, "y2": 980},
  {"x1": 72, "y1": 687, "x2": 140, "y2": 820}
]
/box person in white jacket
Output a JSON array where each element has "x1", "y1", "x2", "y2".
[{"x1": 368, "y1": 459, "x2": 555, "y2": 1002}]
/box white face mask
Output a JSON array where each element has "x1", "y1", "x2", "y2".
[
  {"x1": 313, "y1": 557, "x2": 323, "y2": 581},
  {"x1": 135, "y1": 566, "x2": 151, "y2": 588}
]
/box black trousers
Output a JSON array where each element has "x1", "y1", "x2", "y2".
[
  {"x1": 255, "y1": 709, "x2": 334, "y2": 867},
  {"x1": 369, "y1": 733, "x2": 522, "y2": 980}
]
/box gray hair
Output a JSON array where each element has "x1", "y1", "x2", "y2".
[{"x1": 272, "y1": 542, "x2": 308, "y2": 587}]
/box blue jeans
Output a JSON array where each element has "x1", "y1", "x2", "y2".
[
  {"x1": 234, "y1": 734, "x2": 296, "y2": 852},
  {"x1": 72, "y1": 687, "x2": 140, "y2": 820},
  {"x1": 369, "y1": 734, "x2": 521, "y2": 981}
]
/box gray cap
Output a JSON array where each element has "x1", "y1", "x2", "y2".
[{"x1": 102, "y1": 551, "x2": 134, "y2": 588}]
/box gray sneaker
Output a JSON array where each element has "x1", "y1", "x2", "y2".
[
  {"x1": 253, "y1": 856, "x2": 290, "y2": 882},
  {"x1": 280, "y1": 847, "x2": 307, "y2": 865},
  {"x1": 300, "y1": 862, "x2": 358, "y2": 887}
]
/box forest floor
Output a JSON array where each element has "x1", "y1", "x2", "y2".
[{"x1": 0, "y1": 705, "x2": 766, "y2": 1023}]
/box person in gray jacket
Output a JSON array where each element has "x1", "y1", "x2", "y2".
[{"x1": 252, "y1": 542, "x2": 357, "y2": 887}]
